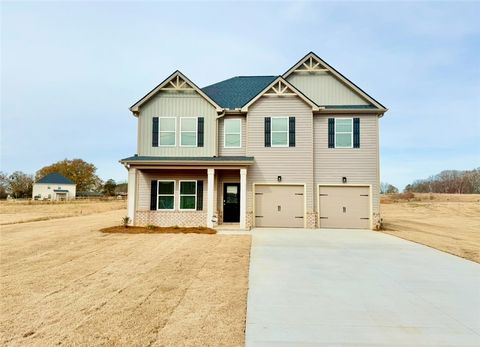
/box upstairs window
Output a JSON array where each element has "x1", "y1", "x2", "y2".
[
  {"x1": 159, "y1": 117, "x2": 176, "y2": 146},
  {"x1": 158, "y1": 181, "x2": 175, "y2": 210},
  {"x1": 180, "y1": 117, "x2": 197, "y2": 146},
  {"x1": 271, "y1": 117, "x2": 289, "y2": 147},
  {"x1": 335, "y1": 118, "x2": 353, "y2": 148},
  {"x1": 179, "y1": 181, "x2": 196, "y2": 210},
  {"x1": 224, "y1": 119, "x2": 242, "y2": 148}
]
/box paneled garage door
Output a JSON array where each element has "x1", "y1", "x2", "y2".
[
  {"x1": 255, "y1": 185, "x2": 304, "y2": 227},
  {"x1": 318, "y1": 186, "x2": 370, "y2": 229}
]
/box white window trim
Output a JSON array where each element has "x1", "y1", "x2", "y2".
[
  {"x1": 180, "y1": 117, "x2": 198, "y2": 147},
  {"x1": 224, "y1": 118, "x2": 242, "y2": 148},
  {"x1": 270, "y1": 116, "x2": 289, "y2": 147},
  {"x1": 159, "y1": 117, "x2": 177, "y2": 147},
  {"x1": 334, "y1": 117, "x2": 353, "y2": 149},
  {"x1": 179, "y1": 180, "x2": 197, "y2": 210},
  {"x1": 157, "y1": 180, "x2": 175, "y2": 211}
]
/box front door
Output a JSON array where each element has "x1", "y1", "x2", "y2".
[{"x1": 223, "y1": 183, "x2": 240, "y2": 223}]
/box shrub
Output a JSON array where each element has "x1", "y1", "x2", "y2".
[
  {"x1": 146, "y1": 224, "x2": 156, "y2": 230},
  {"x1": 122, "y1": 216, "x2": 131, "y2": 228}
]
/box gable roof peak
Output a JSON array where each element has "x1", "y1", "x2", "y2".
[
  {"x1": 129, "y1": 70, "x2": 223, "y2": 115},
  {"x1": 283, "y1": 52, "x2": 387, "y2": 110}
]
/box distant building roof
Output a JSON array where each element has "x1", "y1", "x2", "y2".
[
  {"x1": 202, "y1": 76, "x2": 277, "y2": 109},
  {"x1": 37, "y1": 172, "x2": 75, "y2": 185}
]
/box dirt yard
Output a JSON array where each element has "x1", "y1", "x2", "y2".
[
  {"x1": 381, "y1": 193, "x2": 480, "y2": 263},
  {"x1": 0, "y1": 210, "x2": 251, "y2": 346},
  {"x1": 0, "y1": 199, "x2": 127, "y2": 225}
]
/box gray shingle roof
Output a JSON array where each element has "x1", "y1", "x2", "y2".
[
  {"x1": 202, "y1": 76, "x2": 277, "y2": 109},
  {"x1": 37, "y1": 173, "x2": 74, "y2": 185}
]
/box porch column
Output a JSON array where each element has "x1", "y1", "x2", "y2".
[
  {"x1": 207, "y1": 168, "x2": 215, "y2": 228},
  {"x1": 240, "y1": 168, "x2": 247, "y2": 229},
  {"x1": 127, "y1": 167, "x2": 137, "y2": 225}
]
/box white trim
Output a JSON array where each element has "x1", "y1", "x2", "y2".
[
  {"x1": 240, "y1": 76, "x2": 320, "y2": 112},
  {"x1": 178, "y1": 180, "x2": 197, "y2": 211},
  {"x1": 282, "y1": 52, "x2": 386, "y2": 111},
  {"x1": 223, "y1": 118, "x2": 242, "y2": 148},
  {"x1": 334, "y1": 117, "x2": 353, "y2": 149},
  {"x1": 127, "y1": 168, "x2": 136, "y2": 225},
  {"x1": 158, "y1": 117, "x2": 176, "y2": 147},
  {"x1": 252, "y1": 182, "x2": 307, "y2": 228},
  {"x1": 270, "y1": 116, "x2": 289, "y2": 147},
  {"x1": 207, "y1": 169, "x2": 215, "y2": 228},
  {"x1": 157, "y1": 180, "x2": 175, "y2": 211},
  {"x1": 180, "y1": 117, "x2": 198, "y2": 147},
  {"x1": 130, "y1": 70, "x2": 223, "y2": 114},
  {"x1": 316, "y1": 183, "x2": 372, "y2": 230}
]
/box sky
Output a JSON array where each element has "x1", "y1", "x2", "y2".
[{"x1": 1, "y1": 1, "x2": 479, "y2": 189}]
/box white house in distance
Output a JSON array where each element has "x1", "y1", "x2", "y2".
[{"x1": 32, "y1": 173, "x2": 76, "y2": 201}]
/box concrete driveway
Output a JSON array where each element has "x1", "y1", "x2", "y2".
[{"x1": 245, "y1": 228, "x2": 480, "y2": 346}]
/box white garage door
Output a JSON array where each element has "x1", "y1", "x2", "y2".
[
  {"x1": 318, "y1": 186, "x2": 370, "y2": 229},
  {"x1": 255, "y1": 185, "x2": 304, "y2": 227}
]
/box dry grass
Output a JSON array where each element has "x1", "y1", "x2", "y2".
[
  {"x1": 100, "y1": 225, "x2": 217, "y2": 234},
  {"x1": 0, "y1": 209, "x2": 251, "y2": 346},
  {"x1": 380, "y1": 193, "x2": 480, "y2": 263},
  {"x1": 0, "y1": 199, "x2": 126, "y2": 225}
]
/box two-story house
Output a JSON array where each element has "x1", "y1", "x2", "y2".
[{"x1": 121, "y1": 52, "x2": 387, "y2": 230}]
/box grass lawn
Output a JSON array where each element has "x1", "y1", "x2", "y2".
[
  {"x1": 0, "y1": 209, "x2": 251, "y2": 346},
  {"x1": 381, "y1": 193, "x2": 480, "y2": 263}
]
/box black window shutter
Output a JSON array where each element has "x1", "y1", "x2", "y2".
[
  {"x1": 353, "y1": 118, "x2": 360, "y2": 148},
  {"x1": 264, "y1": 117, "x2": 271, "y2": 147},
  {"x1": 152, "y1": 117, "x2": 159, "y2": 147},
  {"x1": 289, "y1": 116, "x2": 296, "y2": 147},
  {"x1": 197, "y1": 117, "x2": 204, "y2": 147},
  {"x1": 196, "y1": 180, "x2": 203, "y2": 210},
  {"x1": 150, "y1": 180, "x2": 158, "y2": 210},
  {"x1": 328, "y1": 118, "x2": 335, "y2": 148}
]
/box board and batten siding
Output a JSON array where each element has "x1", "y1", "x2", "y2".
[
  {"x1": 287, "y1": 72, "x2": 370, "y2": 106},
  {"x1": 218, "y1": 116, "x2": 246, "y2": 156},
  {"x1": 137, "y1": 91, "x2": 218, "y2": 156},
  {"x1": 245, "y1": 96, "x2": 314, "y2": 212},
  {"x1": 136, "y1": 169, "x2": 208, "y2": 211},
  {"x1": 313, "y1": 115, "x2": 380, "y2": 214}
]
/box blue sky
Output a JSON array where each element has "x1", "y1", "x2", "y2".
[{"x1": 1, "y1": 1, "x2": 479, "y2": 189}]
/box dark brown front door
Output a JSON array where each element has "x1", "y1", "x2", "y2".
[{"x1": 223, "y1": 183, "x2": 240, "y2": 223}]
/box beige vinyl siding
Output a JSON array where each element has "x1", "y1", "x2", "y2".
[
  {"x1": 314, "y1": 115, "x2": 380, "y2": 214},
  {"x1": 218, "y1": 116, "x2": 246, "y2": 156},
  {"x1": 136, "y1": 169, "x2": 207, "y2": 211},
  {"x1": 137, "y1": 90, "x2": 217, "y2": 156},
  {"x1": 287, "y1": 72, "x2": 370, "y2": 106},
  {"x1": 246, "y1": 96, "x2": 314, "y2": 212}
]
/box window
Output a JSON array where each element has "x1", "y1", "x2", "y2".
[
  {"x1": 158, "y1": 181, "x2": 175, "y2": 210},
  {"x1": 335, "y1": 118, "x2": 353, "y2": 148},
  {"x1": 224, "y1": 119, "x2": 241, "y2": 148},
  {"x1": 159, "y1": 117, "x2": 176, "y2": 146},
  {"x1": 180, "y1": 117, "x2": 197, "y2": 146},
  {"x1": 271, "y1": 117, "x2": 289, "y2": 147},
  {"x1": 179, "y1": 181, "x2": 196, "y2": 210}
]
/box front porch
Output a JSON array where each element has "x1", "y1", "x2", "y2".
[{"x1": 122, "y1": 156, "x2": 253, "y2": 229}]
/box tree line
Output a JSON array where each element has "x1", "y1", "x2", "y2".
[
  {"x1": 0, "y1": 159, "x2": 127, "y2": 199},
  {"x1": 404, "y1": 168, "x2": 480, "y2": 194}
]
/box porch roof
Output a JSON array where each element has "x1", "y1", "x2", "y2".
[{"x1": 120, "y1": 155, "x2": 255, "y2": 166}]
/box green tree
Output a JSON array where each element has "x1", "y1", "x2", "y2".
[
  {"x1": 103, "y1": 179, "x2": 117, "y2": 196},
  {"x1": 36, "y1": 159, "x2": 102, "y2": 192},
  {"x1": 9, "y1": 171, "x2": 34, "y2": 198}
]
